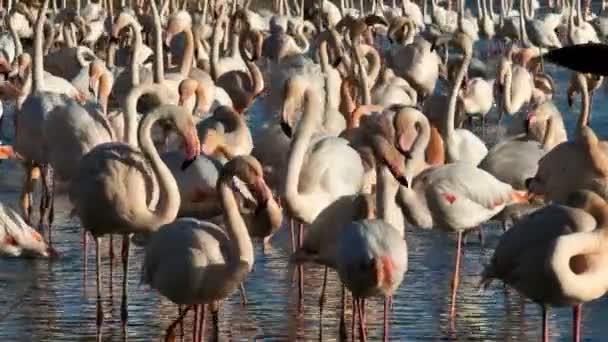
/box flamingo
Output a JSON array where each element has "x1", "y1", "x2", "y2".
[
  {"x1": 434, "y1": 32, "x2": 488, "y2": 165},
  {"x1": 496, "y1": 44, "x2": 534, "y2": 116},
  {"x1": 398, "y1": 160, "x2": 528, "y2": 318},
  {"x1": 481, "y1": 190, "x2": 608, "y2": 342},
  {"x1": 142, "y1": 156, "x2": 274, "y2": 341},
  {"x1": 215, "y1": 29, "x2": 264, "y2": 113},
  {"x1": 0, "y1": 202, "x2": 56, "y2": 258},
  {"x1": 69, "y1": 101, "x2": 201, "y2": 332}
]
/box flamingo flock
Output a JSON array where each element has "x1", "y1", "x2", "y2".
[{"x1": 2, "y1": 0, "x2": 608, "y2": 341}]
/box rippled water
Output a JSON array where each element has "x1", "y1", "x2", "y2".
[{"x1": 3, "y1": 14, "x2": 608, "y2": 342}]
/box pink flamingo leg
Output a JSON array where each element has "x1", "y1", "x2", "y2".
[
  {"x1": 383, "y1": 296, "x2": 391, "y2": 342},
  {"x1": 357, "y1": 298, "x2": 367, "y2": 342},
  {"x1": 193, "y1": 305, "x2": 199, "y2": 342},
  {"x1": 120, "y1": 235, "x2": 130, "y2": 328},
  {"x1": 542, "y1": 305, "x2": 549, "y2": 342},
  {"x1": 94, "y1": 237, "x2": 103, "y2": 335},
  {"x1": 164, "y1": 306, "x2": 192, "y2": 342},
  {"x1": 450, "y1": 231, "x2": 463, "y2": 318},
  {"x1": 298, "y1": 223, "x2": 304, "y2": 309},
  {"x1": 351, "y1": 295, "x2": 357, "y2": 341},
  {"x1": 573, "y1": 304, "x2": 582, "y2": 342},
  {"x1": 200, "y1": 304, "x2": 207, "y2": 342}
]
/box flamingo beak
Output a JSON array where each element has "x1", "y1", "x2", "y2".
[
  {"x1": 279, "y1": 105, "x2": 294, "y2": 137},
  {"x1": 88, "y1": 75, "x2": 98, "y2": 95},
  {"x1": 525, "y1": 111, "x2": 537, "y2": 134},
  {"x1": 181, "y1": 126, "x2": 200, "y2": 170},
  {"x1": 397, "y1": 131, "x2": 416, "y2": 157},
  {"x1": 253, "y1": 177, "x2": 270, "y2": 214},
  {"x1": 47, "y1": 246, "x2": 59, "y2": 258},
  {"x1": 165, "y1": 33, "x2": 174, "y2": 49}
]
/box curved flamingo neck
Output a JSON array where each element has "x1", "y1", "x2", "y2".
[
  {"x1": 446, "y1": 44, "x2": 471, "y2": 138},
  {"x1": 179, "y1": 28, "x2": 195, "y2": 77},
  {"x1": 135, "y1": 105, "x2": 182, "y2": 231},
  {"x1": 150, "y1": 0, "x2": 165, "y2": 84},
  {"x1": 284, "y1": 88, "x2": 325, "y2": 223},
  {"x1": 217, "y1": 177, "x2": 255, "y2": 268},
  {"x1": 32, "y1": 0, "x2": 50, "y2": 94},
  {"x1": 124, "y1": 83, "x2": 169, "y2": 146},
  {"x1": 210, "y1": 16, "x2": 228, "y2": 81},
  {"x1": 359, "y1": 44, "x2": 381, "y2": 88},
  {"x1": 502, "y1": 61, "x2": 517, "y2": 114},
  {"x1": 576, "y1": 75, "x2": 590, "y2": 134},
  {"x1": 426, "y1": 124, "x2": 445, "y2": 166}
]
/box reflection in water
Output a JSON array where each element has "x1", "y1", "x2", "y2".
[{"x1": 3, "y1": 45, "x2": 608, "y2": 342}]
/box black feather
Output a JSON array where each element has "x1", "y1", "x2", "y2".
[{"x1": 543, "y1": 43, "x2": 608, "y2": 76}]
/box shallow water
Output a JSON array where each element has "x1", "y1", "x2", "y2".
[{"x1": 3, "y1": 12, "x2": 608, "y2": 342}]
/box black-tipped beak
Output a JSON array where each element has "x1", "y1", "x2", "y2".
[
  {"x1": 524, "y1": 118, "x2": 531, "y2": 134},
  {"x1": 181, "y1": 156, "x2": 197, "y2": 170},
  {"x1": 396, "y1": 175, "x2": 409, "y2": 187},
  {"x1": 332, "y1": 56, "x2": 343, "y2": 68},
  {"x1": 567, "y1": 94, "x2": 574, "y2": 108},
  {"x1": 109, "y1": 36, "x2": 120, "y2": 44},
  {"x1": 88, "y1": 85, "x2": 95, "y2": 94},
  {"x1": 280, "y1": 121, "x2": 293, "y2": 138},
  {"x1": 524, "y1": 177, "x2": 533, "y2": 190}
]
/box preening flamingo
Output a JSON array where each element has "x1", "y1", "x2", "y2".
[{"x1": 482, "y1": 190, "x2": 608, "y2": 342}]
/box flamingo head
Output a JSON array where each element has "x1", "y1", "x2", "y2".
[
  {"x1": 165, "y1": 11, "x2": 192, "y2": 47},
  {"x1": 279, "y1": 78, "x2": 306, "y2": 138},
  {"x1": 0, "y1": 54, "x2": 11, "y2": 79},
  {"x1": 88, "y1": 60, "x2": 105, "y2": 95},
  {"x1": 393, "y1": 107, "x2": 425, "y2": 158},
  {"x1": 369, "y1": 134, "x2": 409, "y2": 187},
  {"x1": 178, "y1": 78, "x2": 197, "y2": 107},
  {"x1": 171, "y1": 107, "x2": 200, "y2": 170},
  {"x1": 221, "y1": 155, "x2": 270, "y2": 208}
]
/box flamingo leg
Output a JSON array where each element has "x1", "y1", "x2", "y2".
[
  {"x1": 109, "y1": 234, "x2": 113, "y2": 297},
  {"x1": 39, "y1": 164, "x2": 54, "y2": 245},
  {"x1": 357, "y1": 298, "x2": 367, "y2": 342},
  {"x1": 177, "y1": 305, "x2": 184, "y2": 340},
  {"x1": 573, "y1": 304, "x2": 582, "y2": 342},
  {"x1": 290, "y1": 219, "x2": 296, "y2": 253},
  {"x1": 211, "y1": 304, "x2": 219, "y2": 342},
  {"x1": 83, "y1": 230, "x2": 88, "y2": 285},
  {"x1": 239, "y1": 282, "x2": 248, "y2": 306},
  {"x1": 319, "y1": 266, "x2": 328, "y2": 309},
  {"x1": 94, "y1": 237, "x2": 103, "y2": 335},
  {"x1": 298, "y1": 223, "x2": 304, "y2": 308},
  {"x1": 542, "y1": 305, "x2": 549, "y2": 342},
  {"x1": 450, "y1": 231, "x2": 463, "y2": 319},
  {"x1": 339, "y1": 285, "x2": 347, "y2": 342},
  {"x1": 478, "y1": 226, "x2": 485, "y2": 248},
  {"x1": 21, "y1": 162, "x2": 35, "y2": 225},
  {"x1": 193, "y1": 305, "x2": 199, "y2": 342},
  {"x1": 383, "y1": 296, "x2": 391, "y2": 342},
  {"x1": 120, "y1": 234, "x2": 130, "y2": 328},
  {"x1": 198, "y1": 304, "x2": 207, "y2": 342},
  {"x1": 351, "y1": 295, "x2": 357, "y2": 342},
  {"x1": 165, "y1": 306, "x2": 192, "y2": 342}
]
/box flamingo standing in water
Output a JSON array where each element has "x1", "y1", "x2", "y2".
[
  {"x1": 481, "y1": 190, "x2": 608, "y2": 342},
  {"x1": 70, "y1": 102, "x2": 200, "y2": 333},
  {"x1": 142, "y1": 156, "x2": 274, "y2": 342}
]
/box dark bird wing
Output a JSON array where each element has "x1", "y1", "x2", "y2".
[{"x1": 543, "y1": 43, "x2": 608, "y2": 76}]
